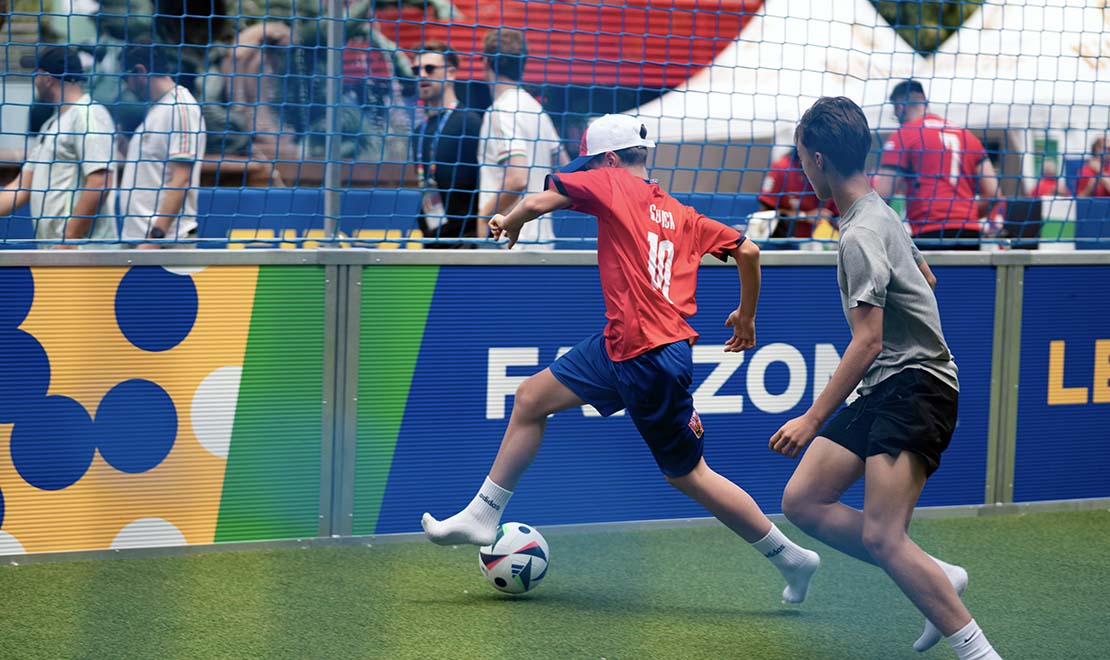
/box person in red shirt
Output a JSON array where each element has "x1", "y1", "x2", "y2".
[
  {"x1": 758, "y1": 148, "x2": 839, "y2": 245},
  {"x1": 422, "y1": 114, "x2": 821, "y2": 603},
  {"x1": 875, "y1": 80, "x2": 999, "y2": 250},
  {"x1": 1031, "y1": 158, "x2": 1071, "y2": 197},
  {"x1": 759, "y1": 148, "x2": 819, "y2": 239},
  {"x1": 1076, "y1": 137, "x2": 1110, "y2": 197}
]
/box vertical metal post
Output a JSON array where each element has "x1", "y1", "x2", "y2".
[
  {"x1": 320, "y1": 265, "x2": 343, "y2": 537},
  {"x1": 986, "y1": 259, "x2": 1024, "y2": 505},
  {"x1": 323, "y1": 0, "x2": 345, "y2": 239},
  {"x1": 985, "y1": 265, "x2": 1010, "y2": 505}
]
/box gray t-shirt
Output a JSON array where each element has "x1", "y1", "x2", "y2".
[{"x1": 837, "y1": 191, "x2": 959, "y2": 395}]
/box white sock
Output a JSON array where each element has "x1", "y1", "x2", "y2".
[
  {"x1": 914, "y1": 555, "x2": 969, "y2": 652},
  {"x1": 947, "y1": 619, "x2": 1002, "y2": 660},
  {"x1": 751, "y1": 523, "x2": 821, "y2": 604},
  {"x1": 421, "y1": 476, "x2": 512, "y2": 546}
]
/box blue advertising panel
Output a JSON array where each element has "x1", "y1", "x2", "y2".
[
  {"x1": 373, "y1": 264, "x2": 993, "y2": 534},
  {"x1": 1014, "y1": 265, "x2": 1110, "y2": 501}
]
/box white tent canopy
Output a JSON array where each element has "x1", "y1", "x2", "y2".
[{"x1": 634, "y1": 0, "x2": 1110, "y2": 144}]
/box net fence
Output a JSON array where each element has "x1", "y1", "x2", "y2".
[{"x1": 0, "y1": 0, "x2": 1107, "y2": 249}]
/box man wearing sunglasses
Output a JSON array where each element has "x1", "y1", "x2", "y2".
[{"x1": 411, "y1": 42, "x2": 483, "y2": 248}]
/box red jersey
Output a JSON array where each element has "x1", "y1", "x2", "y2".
[
  {"x1": 880, "y1": 114, "x2": 985, "y2": 235},
  {"x1": 1076, "y1": 163, "x2": 1110, "y2": 197},
  {"x1": 758, "y1": 154, "x2": 819, "y2": 237},
  {"x1": 547, "y1": 168, "x2": 741, "y2": 361},
  {"x1": 1033, "y1": 177, "x2": 1068, "y2": 197}
]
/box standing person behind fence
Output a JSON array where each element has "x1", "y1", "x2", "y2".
[
  {"x1": 1076, "y1": 137, "x2": 1110, "y2": 197},
  {"x1": 757, "y1": 147, "x2": 838, "y2": 247},
  {"x1": 411, "y1": 42, "x2": 483, "y2": 248},
  {"x1": 476, "y1": 28, "x2": 567, "y2": 250},
  {"x1": 875, "y1": 80, "x2": 999, "y2": 250},
  {"x1": 118, "y1": 42, "x2": 207, "y2": 249},
  {"x1": 0, "y1": 46, "x2": 117, "y2": 248},
  {"x1": 1031, "y1": 159, "x2": 1070, "y2": 198}
]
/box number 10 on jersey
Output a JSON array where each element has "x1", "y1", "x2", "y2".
[{"x1": 647, "y1": 231, "x2": 674, "y2": 303}]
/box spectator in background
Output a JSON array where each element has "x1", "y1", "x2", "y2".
[
  {"x1": 1031, "y1": 158, "x2": 1070, "y2": 197},
  {"x1": 1076, "y1": 137, "x2": 1110, "y2": 197},
  {"x1": 875, "y1": 80, "x2": 999, "y2": 250},
  {"x1": 477, "y1": 28, "x2": 567, "y2": 250},
  {"x1": 757, "y1": 147, "x2": 838, "y2": 247},
  {"x1": 411, "y1": 42, "x2": 483, "y2": 248},
  {"x1": 119, "y1": 42, "x2": 207, "y2": 248},
  {"x1": 0, "y1": 46, "x2": 117, "y2": 248}
]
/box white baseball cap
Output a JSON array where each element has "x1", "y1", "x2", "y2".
[{"x1": 561, "y1": 114, "x2": 656, "y2": 173}]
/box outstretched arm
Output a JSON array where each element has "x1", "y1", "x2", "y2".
[
  {"x1": 489, "y1": 189, "x2": 571, "y2": 249},
  {"x1": 724, "y1": 239, "x2": 760, "y2": 352}
]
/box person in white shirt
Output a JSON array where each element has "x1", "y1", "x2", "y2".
[
  {"x1": 119, "y1": 42, "x2": 207, "y2": 248},
  {"x1": 0, "y1": 46, "x2": 117, "y2": 248},
  {"x1": 477, "y1": 28, "x2": 568, "y2": 250}
]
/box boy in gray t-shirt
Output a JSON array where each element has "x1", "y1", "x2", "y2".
[{"x1": 769, "y1": 97, "x2": 1003, "y2": 660}]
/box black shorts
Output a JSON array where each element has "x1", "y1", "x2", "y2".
[{"x1": 818, "y1": 368, "x2": 958, "y2": 477}]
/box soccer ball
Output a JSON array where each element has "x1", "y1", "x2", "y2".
[{"x1": 478, "y1": 522, "x2": 549, "y2": 594}]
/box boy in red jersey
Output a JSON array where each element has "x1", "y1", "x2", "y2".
[
  {"x1": 422, "y1": 114, "x2": 821, "y2": 604},
  {"x1": 875, "y1": 80, "x2": 999, "y2": 249}
]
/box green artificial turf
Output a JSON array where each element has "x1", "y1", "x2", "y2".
[{"x1": 0, "y1": 510, "x2": 1107, "y2": 659}]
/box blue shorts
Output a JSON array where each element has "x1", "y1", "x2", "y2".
[{"x1": 549, "y1": 333, "x2": 704, "y2": 477}]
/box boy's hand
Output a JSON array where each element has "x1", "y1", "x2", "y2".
[
  {"x1": 769, "y1": 414, "x2": 821, "y2": 459},
  {"x1": 489, "y1": 214, "x2": 521, "y2": 249},
  {"x1": 724, "y1": 310, "x2": 755, "y2": 352}
]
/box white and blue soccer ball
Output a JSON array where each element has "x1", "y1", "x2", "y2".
[{"x1": 479, "y1": 522, "x2": 549, "y2": 594}]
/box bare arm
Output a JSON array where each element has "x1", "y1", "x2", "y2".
[
  {"x1": 918, "y1": 258, "x2": 937, "y2": 291},
  {"x1": 488, "y1": 188, "x2": 571, "y2": 249},
  {"x1": 976, "y1": 157, "x2": 1000, "y2": 217},
  {"x1": 769, "y1": 302, "x2": 883, "y2": 458},
  {"x1": 0, "y1": 167, "x2": 33, "y2": 217},
  {"x1": 477, "y1": 154, "x2": 530, "y2": 236},
  {"x1": 150, "y1": 161, "x2": 193, "y2": 235},
  {"x1": 1078, "y1": 168, "x2": 1099, "y2": 197},
  {"x1": 65, "y1": 168, "x2": 112, "y2": 240},
  {"x1": 872, "y1": 167, "x2": 901, "y2": 200},
  {"x1": 724, "y1": 239, "x2": 760, "y2": 352}
]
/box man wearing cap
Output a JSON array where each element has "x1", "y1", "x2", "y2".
[
  {"x1": 476, "y1": 28, "x2": 566, "y2": 250},
  {"x1": 118, "y1": 41, "x2": 206, "y2": 248},
  {"x1": 875, "y1": 79, "x2": 1000, "y2": 250},
  {"x1": 424, "y1": 114, "x2": 822, "y2": 610},
  {"x1": 0, "y1": 46, "x2": 117, "y2": 248}
]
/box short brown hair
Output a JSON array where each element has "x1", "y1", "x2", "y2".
[
  {"x1": 419, "y1": 41, "x2": 459, "y2": 70},
  {"x1": 482, "y1": 29, "x2": 527, "y2": 81},
  {"x1": 795, "y1": 96, "x2": 872, "y2": 176}
]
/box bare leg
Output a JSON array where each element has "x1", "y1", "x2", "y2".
[
  {"x1": 861, "y1": 451, "x2": 971, "y2": 637},
  {"x1": 782, "y1": 438, "x2": 969, "y2": 650},
  {"x1": 669, "y1": 458, "x2": 820, "y2": 603},
  {"x1": 667, "y1": 458, "x2": 772, "y2": 542},
  {"x1": 781, "y1": 437, "x2": 874, "y2": 564},
  {"x1": 422, "y1": 368, "x2": 584, "y2": 544},
  {"x1": 489, "y1": 368, "x2": 586, "y2": 490}
]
